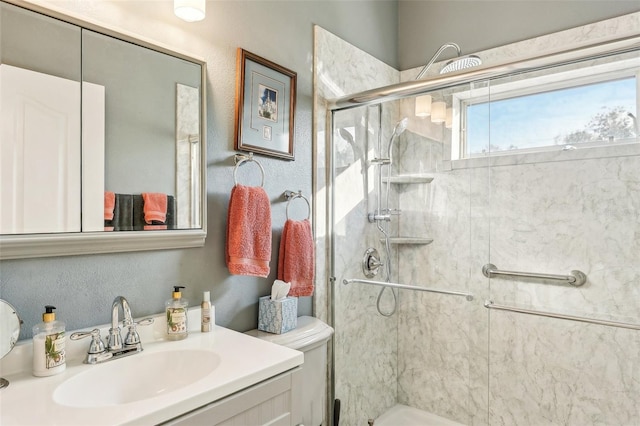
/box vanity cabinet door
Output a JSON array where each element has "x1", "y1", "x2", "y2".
[{"x1": 162, "y1": 369, "x2": 300, "y2": 426}]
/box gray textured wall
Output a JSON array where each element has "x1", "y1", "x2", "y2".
[
  {"x1": 0, "y1": 0, "x2": 397, "y2": 340},
  {"x1": 398, "y1": 0, "x2": 639, "y2": 70}
]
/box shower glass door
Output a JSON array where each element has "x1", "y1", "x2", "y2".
[
  {"x1": 331, "y1": 103, "x2": 402, "y2": 424},
  {"x1": 483, "y1": 48, "x2": 640, "y2": 424},
  {"x1": 330, "y1": 83, "x2": 482, "y2": 424},
  {"x1": 325, "y1": 33, "x2": 639, "y2": 426}
]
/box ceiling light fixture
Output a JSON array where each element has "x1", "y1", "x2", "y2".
[{"x1": 174, "y1": 0, "x2": 205, "y2": 22}]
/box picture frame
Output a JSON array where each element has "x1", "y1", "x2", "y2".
[{"x1": 234, "y1": 48, "x2": 297, "y2": 160}]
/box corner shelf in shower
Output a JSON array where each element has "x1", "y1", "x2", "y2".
[
  {"x1": 382, "y1": 174, "x2": 434, "y2": 184},
  {"x1": 380, "y1": 237, "x2": 434, "y2": 245}
]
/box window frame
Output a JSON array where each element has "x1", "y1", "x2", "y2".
[{"x1": 452, "y1": 56, "x2": 640, "y2": 161}]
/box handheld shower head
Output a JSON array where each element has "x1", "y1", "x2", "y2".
[
  {"x1": 339, "y1": 128, "x2": 354, "y2": 144},
  {"x1": 387, "y1": 118, "x2": 408, "y2": 160},
  {"x1": 392, "y1": 118, "x2": 408, "y2": 138}
]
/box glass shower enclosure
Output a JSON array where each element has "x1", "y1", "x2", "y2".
[{"x1": 322, "y1": 33, "x2": 640, "y2": 426}]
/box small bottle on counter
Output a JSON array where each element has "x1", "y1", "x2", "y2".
[
  {"x1": 32, "y1": 305, "x2": 66, "y2": 377},
  {"x1": 166, "y1": 286, "x2": 188, "y2": 340},
  {"x1": 201, "y1": 291, "x2": 211, "y2": 332}
]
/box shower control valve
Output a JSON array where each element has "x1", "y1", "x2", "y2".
[
  {"x1": 362, "y1": 247, "x2": 382, "y2": 278},
  {"x1": 367, "y1": 212, "x2": 391, "y2": 223}
]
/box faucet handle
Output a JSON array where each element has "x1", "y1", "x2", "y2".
[
  {"x1": 71, "y1": 329, "x2": 112, "y2": 363},
  {"x1": 71, "y1": 329, "x2": 106, "y2": 354},
  {"x1": 135, "y1": 317, "x2": 155, "y2": 327},
  {"x1": 124, "y1": 317, "x2": 154, "y2": 347}
]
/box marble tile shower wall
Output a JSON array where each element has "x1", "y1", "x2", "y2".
[
  {"x1": 395, "y1": 123, "x2": 640, "y2": 424},
  {"x1": 396, "y1": 132, "x2": 491, "y2": 425},
  {"x1": 485, "y1": 155, "x2": 640, "y2": 425}
]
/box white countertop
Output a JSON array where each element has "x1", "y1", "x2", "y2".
[{"x1": 0, "y1": 309, "x2": 304, "y2": 425}]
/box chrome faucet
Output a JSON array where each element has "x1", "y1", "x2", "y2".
[
  {"x1": 70, "y1": 296, "x2": 154, "y2": 364},
  {"x1": 108, "y1": 295, "x2": 133, "y2": 351}
]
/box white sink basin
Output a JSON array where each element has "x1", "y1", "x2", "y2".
[{"x1": 53, "y1": 349, "x2": 220, "y2": 408}]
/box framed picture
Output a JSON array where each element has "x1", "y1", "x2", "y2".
[{"x1": 234, "y1": 48, "x2": 297, "y2": 160}]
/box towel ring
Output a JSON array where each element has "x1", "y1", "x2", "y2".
[
  {"x1": 233, "y1": 153, "x2": 265, "y2": 187},
  {"x1": 284, "y1": 190, "x2": 311, "y2": 220}
]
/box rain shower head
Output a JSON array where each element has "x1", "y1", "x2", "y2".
[
  {"x1": 415, "y1": 42, "x2": 482, "y2": 80},
  {"x1": 440, "y1": 55, "x2": 482, "y2": 74}
]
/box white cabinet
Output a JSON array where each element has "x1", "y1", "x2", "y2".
[{"x1": 162, "y1": 368, "x2": 301, "y2": 426}]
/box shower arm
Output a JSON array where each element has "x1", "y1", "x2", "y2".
[{"x1": 415, "y1": 43, "x2": 461, "y2": 80}]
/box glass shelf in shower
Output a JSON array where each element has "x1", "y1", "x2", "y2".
[
  {"x1": 382, "y1": 174, "x2": 434, "y2": 184},
  {"x1": 380, "y1": 237, "x2": 434, "y2": 245}
]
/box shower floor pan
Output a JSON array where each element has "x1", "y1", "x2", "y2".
[{"x1": 375, "y1": 404, "x2": 463, "y2": 426}]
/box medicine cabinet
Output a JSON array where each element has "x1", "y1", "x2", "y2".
[{"x1": 0, "y1": 0, "x2": 207, "y2": 259}]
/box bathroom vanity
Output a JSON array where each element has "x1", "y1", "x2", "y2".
[{"x1": 0, "y1": 309, "x2": 304, "y2": 425}]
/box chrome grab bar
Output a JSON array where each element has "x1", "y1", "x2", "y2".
[
  {"x1": 482, "y1": 263, "x2": 587, "y2": 286},
  {"x1": 342, "y1": 278, "x2": 474, "y2": 301},
  {"x1": 484, "y1": 301, "x2": 640, "y2": 331}
]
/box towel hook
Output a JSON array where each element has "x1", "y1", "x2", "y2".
[
  {"x1": 233, "y1": 152, "x2": 265, "y2": 187},
  {"x1": 284, "y1": 190, "x2": 311, "y2": 220}
]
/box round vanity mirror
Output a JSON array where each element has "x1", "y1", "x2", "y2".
[{"x1": 0, "y1": 299, "x2": 21, "y2": 389}]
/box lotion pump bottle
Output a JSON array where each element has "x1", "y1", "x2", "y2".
[
  {"x1": 32, "y1": 305, "x2": 66, "y2": 377},
  {"x1": 201, "y1": 291, "x2": 211, "y2": 332},
  {"x1": 166, "y1": 286, "x2": 188, "y2": 340}
]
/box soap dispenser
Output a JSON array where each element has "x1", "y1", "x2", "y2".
[
  {"x1": 166, "y1": 286, "x2": 188, "y2": 340},
  {"x1": 32, "y1": 305, "x2": 66, "y2": 377}
]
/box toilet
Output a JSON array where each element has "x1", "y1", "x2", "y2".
[{"x1": 246, "y1": 316, "x2": 334, "y2": 426}]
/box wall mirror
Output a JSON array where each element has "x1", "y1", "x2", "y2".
[
  {"x1": 0, "y1": 299, "x2": 21, "y2": 388},
  {"x1": 0, "y1": 0, "x2": 206, "y2": 259}
]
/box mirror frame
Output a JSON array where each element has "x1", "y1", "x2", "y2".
[{"x1": 0, "y1": 0, "x2": 207, "y2": 260}]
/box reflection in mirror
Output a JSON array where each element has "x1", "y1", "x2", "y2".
[
  {"x1": 1, "y1": 3, "x2": 202, "y2": 234},
  {"x1": 0, "y1": 299, "x2": 21, "y2": 388},
  {"x1": 82, "y1": 29, "x2": 202, "y2": 232},
  {"x1": 0, "y1": 2, "x2": 82, "y2": 234},
  {"x1": 0, "y1": 1, "x2": 206, "y2": 259},
  {"x1": 176, "y1": 84, "x2": 201, "y2": 229}
]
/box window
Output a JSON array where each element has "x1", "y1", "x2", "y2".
[{"x1": 456, "y1": 55, "x2": 639, "y2": 159}]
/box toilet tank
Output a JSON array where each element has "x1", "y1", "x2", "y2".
[{"x1": 246, "y1": 316, "x2": 334, "y2": 426}]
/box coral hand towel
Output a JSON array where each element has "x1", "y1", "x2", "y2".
[
  {"x1": 226, "y1": 184, "x2": 272, "y2": 277},
  {"x1": 104, "y1": 191, "x2": 115, "y2": 221},
  {"x1": 142, "y1": 193, "x2": 168, "y2": 224},
  {"x1": 278, "y1": 219, "x2": 314, "y2": 297}
]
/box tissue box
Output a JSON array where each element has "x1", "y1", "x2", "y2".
[{"x1": 258, "y1": 296, "x2": 298, "y2": 334}]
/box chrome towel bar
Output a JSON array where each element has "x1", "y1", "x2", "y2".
[
  {"x1": 485, "y1": 301, "x2": 640, "y2": 331},
  {"x1": 342, "y1": 278, "x2": 474, "y2": 301},
  {"x1": 482, "y1": 263, "x2": 587, "y2": 286}
]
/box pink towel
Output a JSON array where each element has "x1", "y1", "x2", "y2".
[
  {"x1": 278, "y1": 219, "x2": 314, "y2": 297},
  {"x1": 144, "y1": 224, "x2": 167, "y2": 231},
  {"x1": 142, "y1": 193, "x2": 167, "y2": 224},
  {"x1": 104, "y1": 191, "x2": 115, "y2": 221},
  {"x1": 226, "y1": 184, "x2": 272, "y2": 277}
]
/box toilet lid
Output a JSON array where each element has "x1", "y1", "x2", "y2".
[{"x1": 246, "y1": 316, "x2": 334, "y2": 350}]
